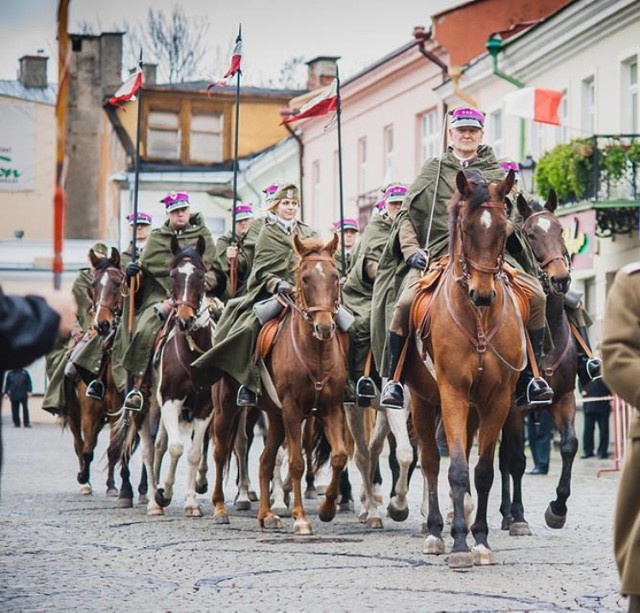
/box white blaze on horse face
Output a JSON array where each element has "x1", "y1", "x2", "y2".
[
  {"x1": 537, "y1": 217, "x2": 552, "y2": 233},
  {"x1": 178, "y1": 261, "x2": 196, "y2": 303},
  {"x1": 314, "y1": 262, "x2": 326, "y2": 277},
  {"x1": 94, "y1": 271, "x2": 109, "y2": 326},
  {"x1": 480, "y1": 210, "x2": 492, "y2": 229}
]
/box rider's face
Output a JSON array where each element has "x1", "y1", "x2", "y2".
[
  {"x1": 275, "y1": 198, "x2": 299, "y2": 221},
  {"x1": 449, "y1": 127, "x2": 484, "y2": 157},
  {"x1": 168, "y1": 207, "x2": 190, "y2": 230}
]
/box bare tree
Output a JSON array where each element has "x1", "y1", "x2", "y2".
[{"x1": 278, "y1": 55, "x2": 306, "y2": 90}]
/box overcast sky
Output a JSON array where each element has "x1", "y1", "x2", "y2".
[{"x1": 1, "y1": 0, "x2": 456, "y2": 86}]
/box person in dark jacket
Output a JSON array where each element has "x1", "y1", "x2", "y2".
[
  {"x1": 4, "y1": 368, "x2": 33, "y2": 428},
  {"x1": 580, "y1": 375, "x2": 612, "y2": 459}
]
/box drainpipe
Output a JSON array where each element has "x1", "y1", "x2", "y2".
[
  {"x1": 486, "y1": 35, "x2": 526, "y2": 161},
  {"x1": 283, "y1": 120, "x2": 305, "y2": 221}
]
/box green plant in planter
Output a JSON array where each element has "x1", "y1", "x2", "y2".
[
  {"x1": 603, "y1": 144, "x2": 627, "y2": 181},
  {"x1": 628, "y1": 140, "x2": 640, "y2": 166}
]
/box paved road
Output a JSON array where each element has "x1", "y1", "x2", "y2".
[{"x1": 0, "y1": 416, "x2": 625, "y2": 612}]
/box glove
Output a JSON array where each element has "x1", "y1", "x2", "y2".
[
  {"x1": 125, "y1": 261, "x2": 141, "y2": 280},
  {"x1": 406, "y1": 250, "x2": 428, "y2": 270},
  {"x1": 276, "y1": 280, "x2": 294, "y2": 295}
]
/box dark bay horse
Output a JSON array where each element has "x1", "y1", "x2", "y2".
[
  {"x1": 499, "y1": 190, "x2": 579, "y2": 534},
  {"x1": 405, "y1": 169, "x2": 525, "y2": 568}
]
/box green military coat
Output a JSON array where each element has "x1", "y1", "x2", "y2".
[{"x1": 191, "y1": 216, "x2": 316, "y2": 392}]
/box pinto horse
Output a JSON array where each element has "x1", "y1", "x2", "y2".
[
  {"x1": 499, "y1": 190, "x2": 579, "y2": 534},
  {"x1": 405, "y1": 169, "x2": 526, "y2": 568}
]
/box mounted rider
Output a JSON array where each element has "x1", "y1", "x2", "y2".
[
  {"x1": 119, "y1": 191, "x2": 225, "y2": 411},
  {"x1": 191, "y1": 183, "x2": 317, "y2": 407},
  {"x1": 372, "y1": 107, "x2": 553, "y2": 410},
  {"x1": 121, "y1": 211, "x2": 152, "y2": 266},
  {"x1": 343, "y1": 184, "x2": 406, "y2": 405},
  {"x1": 332, "y1": 217, "x2": 359, "y2": 276}
]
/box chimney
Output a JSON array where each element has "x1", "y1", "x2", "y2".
[
  {"x1": 18, "y1": 54, "x2": 48, "y2": 88},
  {"x1": 305, "y1": 56, "x2": 339, "y2": 91},
  {"x1": 143, "y1": 62, "x2": 157, "y2": 85}
]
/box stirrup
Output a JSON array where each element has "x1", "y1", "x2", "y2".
[
  {"x1": 123, "y1": 387, "x2": 145, "y2": 412},
  {"x1": 356, "y1": 376, "x2": 377, "y2": 400},
  {"x1": 85, "y1": 380, "x2": 105, "y2": 400},
  {"x1": 380, "y1": 381, "x2": 405, "y2": 410},
  {"x1": 586, "y1": 357, "x2": 602, "y2": 381},
  {"x1": 525, "y1": 377, "x2": 553, "y2": 407},
  {"x1": 236, "y1": 386, "x2": 257, "y2": 407}
]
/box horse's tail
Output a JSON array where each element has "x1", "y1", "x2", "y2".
[
  {"x1": 111, "y1": 406, "x2": 141, "y2": 466},
  {"x1": 310, "y1": 416, "x2": 331, "y2": 472}
]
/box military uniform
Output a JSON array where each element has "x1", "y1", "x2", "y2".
[
  {"x1": 601, "y1": 261, "x2": 640, "y2": 603},
  {"x1": 192, "y1": 214, "x2": 316, "y2": 393}
]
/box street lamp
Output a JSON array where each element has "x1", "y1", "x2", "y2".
[{"x1": 519, "y1": 154, "x2": 536, "y2": 193}]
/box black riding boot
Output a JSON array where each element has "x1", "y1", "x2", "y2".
[
  {"x1": 516, "y1": 328, "x2": 554, "y2": 408},
  {"x1": 237, "y1": 385, "x2": 257, "y2": 407},
  {"x1": 575, "y1": 325, "x2": 602, "y2": 387},
  {"x1": 86, "y1": 379, "x2": 105, "y2": 400},
  {"x1": 380, "y1": 332, "x2": 407, "y2": 410}
]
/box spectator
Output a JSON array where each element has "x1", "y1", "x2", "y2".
[
  {"x1": 4, "y1": 368, "x2": 33, "y2": 428},
  {"x1": 526, "y1": 410, "x2": 554, "y2": 475},
  {"x1": 580, "y1": 376, "x2": 611, "y2": 459}
]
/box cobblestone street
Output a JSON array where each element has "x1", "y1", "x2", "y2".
[{"x1": 0, "y1": 414, "x2": 625, "y2": 612}]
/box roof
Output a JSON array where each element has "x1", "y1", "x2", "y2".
[
  {"x1": 0, "y1": 81, "x2": 57, "y2": 105},
  {"x1": 149, "y1": 81, "x2": 306, "y2": 99},
  {"x1": 343, "y1": 40, "x2": 420, "y2": 87}
]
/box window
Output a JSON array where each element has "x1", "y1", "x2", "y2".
[
  {"x1": 357, "y1": 137, "x2": 367, "y2": 195},
  {"x1": 312, "y1": 160, "x2": 321, "y2": 228},
  {"x1": 383, "y1": 125, "x2": 394, "y2": 183},
  {"x1": 488, "y1": 109, "x2": 502, "y2": 158},
  {"x1": 419, "y1": 109, "x2": 439, "y2": 165},
  {"x1": 147, "y1": 110, "x2": 180, "y2": 159},
  {"x1": 531, "y1": 121, "x2": 545, "y2": 159},
  {"x1": 190, "y1": 112, "x2": 223, "y2": 162},
  {"x1": 622, "y1": 57, "x2": 638, "y2": 133},
  {"x1": 581, "y1": 76, "x2": 596, "y2": 134},
  {"x1": 555, "y1": 90, "x2": 569, "y2": 144}
]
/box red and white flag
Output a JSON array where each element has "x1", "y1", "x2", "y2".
[
  {"x1": 224, "y1": 36, "x2": 242, "y2": 78},
  {"x1": 108, "y1": 68, "x2": 143, "y2": 108},
  {"x1": 283, "y1": 79, "x2": 338, "y2": 124},
  {"x1": 504, "y1": 87, "x2": 564, "y2": 126}
]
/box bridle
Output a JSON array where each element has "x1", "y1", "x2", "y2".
[
  {"x1": 92, "y1": 266, "x2": 125, "y2": 331},
  {"x1": 170, "y1": 255, "x2": 205, "y2": 317}
]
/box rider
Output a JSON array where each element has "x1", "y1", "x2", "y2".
[
  {"x1": 343, "y1": 184, "x2": 406, "y2": 405},
  {"x1": 119, "y1": 191, "x2": 225, "y2": 411},
  {"x1": 121, "y1": 211, "x2": 152, "y2": 266},
  {"x1": 332, "y1": 217, "x2": 359, "y2": 276},
  {"x1": 191, "y1": 183, "x2": 317, "y2": 407},
  {"x1": 372, "y1": 107, "x2": 553, "y2": 410}
]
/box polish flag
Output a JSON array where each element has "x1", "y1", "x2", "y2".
[
  {"x1": 504, "y1": 87, "x2": 564, "y2": 125},
  {"x1": 224, "y1": 37, "x2": 242, "y2": 78},
  {"x1": 283, "y1": 79, "x2": 338, "y2": 124},
  {"x1": 108, "y1": 69, "x2": 143, "y2": 108}
]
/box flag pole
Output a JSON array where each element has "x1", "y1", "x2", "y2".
[
  {"x1": 229, "y1": 24, "x2": 242, "y2": 297},
  {"x1": 335, "y1": 64, "x2": 346, "y2": 277}
]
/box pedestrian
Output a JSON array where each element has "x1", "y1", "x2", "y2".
[
  {"x1": 580, "y1": 375, "x2": 611, "y2": 459},
  {"x1": 4, "y1": 368, "x2": 33, "y2": 428},
  {"x1": 526, "y1": 410, "x2": 554, "y2": 474},
  {"x1": 601, "y1": 261, "x2": 640, "y2": 611}
]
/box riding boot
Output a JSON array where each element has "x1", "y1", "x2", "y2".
[
  {"x1": 237, "y1": 385, "x2": 257, "y2": 407},
  {"x1": 575, "y1": 325, "x2": 602, "y2": 387},
  {"x1": 380, "y1": 332, "x2": 407, "y2": 410},
  {"x1": 86, "y1": 379, "x2": 105, "y2": 400},
  {"x1": 355, "y1": 376, "x2": 376, "y2": 407},
  {"x1": 516, "y1": 328, "x2": 554, "y2": 408},
  {"x1": 123, "y1": 376, "x2": 145, "y2": 412}
]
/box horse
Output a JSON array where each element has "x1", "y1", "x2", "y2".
[
  {"x1": 404, "y1": 169, "x2": 525, "y2": 568},
  {"x1": 499, "y1": 190, "x2": 579, "y2": 534},
  {"x1": 143, "y1": 235, "x2": 216, "y2": 517},
  {"x1": 65, "y1": 247, "x2": 129, "y2": 499}
]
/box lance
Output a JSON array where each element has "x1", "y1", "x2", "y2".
[
  {"x1": 229, "y1": 24, "x2": 242, "y2": 297},
  {"x1": 335, "y1": 64, "x2": 346, "y2": 277}
]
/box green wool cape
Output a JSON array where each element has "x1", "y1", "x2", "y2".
[{"x1": 191, "y1": 217, "x2": 316, "y2": 392}]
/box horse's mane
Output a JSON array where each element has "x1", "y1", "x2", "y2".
[
  {"x1": 297, "y1": 237, "x2": 327, "y2": 255},
  {"x1": 170, "y1": 245, "x2": 205, "y2": 270}
]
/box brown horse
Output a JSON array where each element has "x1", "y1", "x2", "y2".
[
  {"x1": 405, "y1": 169, "x2": 525, "y2": 568},
  {"x1": 66, "y1": 247, "x2": 128, "y2": 498},
  {"x1": 499, "y1": 190, "x2": 579, "y2": 534}
]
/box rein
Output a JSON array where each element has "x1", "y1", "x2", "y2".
[
  {"x1": 291, "y1": 254, "x2": 341, "y2": 323},
  {"x1": 92, "y1": 266, "x2": 125, "y2": 329}
]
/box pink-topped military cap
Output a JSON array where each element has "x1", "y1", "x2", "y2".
[
  {"x1": 234, "y1": 203, "x2": 254, "y2": 221},
  {"x1": 160, "y1": 191, "x2": 190, "y2": 212},
  {"x1": 500, "y1": 160, "x2": 520, "y2": 173},
  {"x1": 127, "y1": 211, "x2": 152, "y2": 226},
  {"x1": 375, "y1": 199, "x2": 387, "y2": 211},
  {"x1": 262, "y1": 183, "x2": 280, "y2": 201},
  {"x1": 449, "y1": 106, "x2": 485, "y2": 129},
  {"x1": 384, "y1": 183, "x2": 408, "y2": 203},
  {"x1": 333, "y1": 218, "x2": 359, "y2": 232}
]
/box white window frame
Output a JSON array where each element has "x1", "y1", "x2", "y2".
[
  {"x1": 189, "y1": 112, "x2": 223, "y2": 163},
  {"x1": 147, "y1": 110, "x2": 181, "y2": 160},
  {"x1": 419, "y1": 108, "x2": 439, "y2": 166},
  {"x1": 621, "y1": 56, "x2": 638, "y2": 133},
  {"x1": 383, "y1": 124, "x2": 394, "y2": 183},
  {"x1": 357, "y1": 137, "x2": 367, "y2": 196},
  {"x1": 581, "y1": 76, "x2": 596, "y2": 135}
]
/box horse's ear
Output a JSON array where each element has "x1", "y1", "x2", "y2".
[
  {"x1": 497, "y1": 169, "x2": 516, "y2": 201},
  {"x1": 170, "y1": 235, "x2": 180, "y2": 256},
  {"x1": 505, "y1": 196, "x2": 513, "y2": 218},
  {"x1": 456, "y1": 171, "x2": 470, "y2": 196},
  {"x1": 516, "y1": 193, "x2": 531, "y2": 220},
  {"x1": 110, "y1": 247, "x2": 120, "y2": 268},
  {"x1": 88, "y1": 248, "x2": 99, "y2": 269},
  {"x1": 196, "y1": 235, "x2": 206, "y2": 257},
  {"x1": 293, "y1": 234, "x2": 306, "y2": 257},
  {"x1": 545, "y1": 188, "x2": 558, "y2": 213},
  {"x1": 325, "y1": 233, "x2": 340, "y2": 257}
]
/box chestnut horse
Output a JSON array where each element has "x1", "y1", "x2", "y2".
[
  {"x1": 499, "y1": 190, "x2": 579, "y2": 534},
  {"x1": 405, "y1": 169, "x2": 526, "y2": 568}
]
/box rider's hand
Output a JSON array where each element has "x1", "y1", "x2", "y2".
[
  {"x1": 125, "y1": 261, "x2": 141, "y2": 280},
  {"x1": 406, "y1": 250, "x2": 428, "y2": 271},
  {"x1": 276, "y1": 280, "x2": 294, "y2": 295},
  {"x1": 226, "y1": 245, "x2": 238, "y2": 261}
]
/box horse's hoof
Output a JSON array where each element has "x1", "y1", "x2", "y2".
[
  {"x1": 272, "y1": 505, "x2": 291, "y2": 518},
  {"x1": 147, "y1": 506, "x2": 164, "y2": 516},
  {"x1": 545, "y1": 504, "x2": 567, "y2": 529},
  {"x1": 423, "y1": 535, "x2": 445, "y2": 555},
  {"x1": 195, "y1": 481, "x2": 208, "y2": 495},
  {"x1": 318, "y1": 504, "x2": 336, "y2": 523},
  {"x1": 509, "y1": 521, "x2": 532, "y2": 536},
  {"x1": 304, "y1": 487, "x2": 318, "y2": 500},
  {"x1": 472, "y1": 544, "x2": 495, "y2": 566},
  {"x1": 77, "y1": 473, "x2": 89, "y2": 485},
  {"x1": 448, "y1": 551, "x2": 474, "y2": 569},
  {"x1": 337, "y1": 499, "x2": 354, "y2": 513},
  {"x1": 235, "y1": 499, "x2": 251, "y2": 511},
  {"x1": 79, "y1": 484, "x2": 92, "y2": 496},
  {"x1": 367, "y1": 516, "x2": 384, "y2": 530},
  {"x1": 294, "y1": 519, "x2": 313, "y2": 535},
  {"x1": 155, "y1": 489, "x2": 171, "y2": 508},
  {"x1": 138, "y1": 494, "x2": 148, "y2": 505},
  {"x1": 248, "y1": 490, "x2": 258, "y2": 502},
  {"x1": 387, "y1": 502, "x2": 409, "y2": 522},
  {"x1": 501, "y1": 515, "x2": 513, "y2": 531},
  {"x1": 213, "y1": 512, "x2": 230, "y2": 524},
  {"x1": 106, "y1": 487, "x2": 118, "y2": 497},
  {"x1": 261, "y1": 514, "x2": 283, "y2": 530},
  {"x1": 357, "y1": 510, "x2": 368, "y2": 524},
  {"x1": 185, "y1": 506, "x2": 203, "y2": 518},
  {"x1": 116, "y1": 497, "x2": 133, "y2": 509}
]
